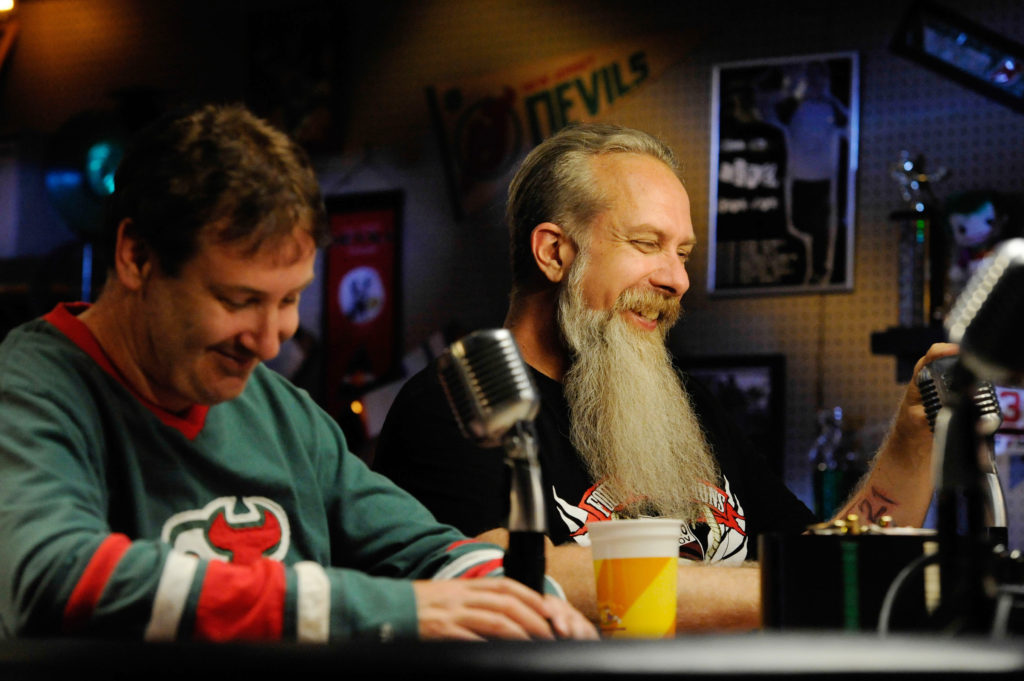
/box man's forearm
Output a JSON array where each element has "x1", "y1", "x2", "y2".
[
  {"x1": 503, "y1": 531, "x2": 762, "y2": 632},
  {"x1": 835, "y1": 453, "x2": 931, "y2": 527},
  {"x1": 548, "y1": 543, "x2": 761, "y2": 631},
  {"x1": 833, "y1": 406, "x2": 934, "y2": 528},
  {"x1": 676, "y1": 562, "x2": 761, "y2": 631},
  {"x1": 833, "y1": 343, "x2": 959, "y2": 528}
]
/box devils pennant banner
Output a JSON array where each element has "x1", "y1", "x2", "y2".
[{"x1": 427, "y1": 33, "x2": 696, "y2": 218}]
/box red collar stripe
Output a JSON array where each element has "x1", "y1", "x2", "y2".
[{"x1": 44, "y1": 303, "x2": 209, "y2": 439}]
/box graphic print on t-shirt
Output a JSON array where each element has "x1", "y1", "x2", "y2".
[
  {"x1": 552, "y1": 480, "x2": 620, "y2": 540},
  {"x1": 686, "y1": 479, "x2": 748, "y2": 563},
  {"x1": 161, "y1": 496, "x2": 291, "y2": 564},
  {"x1": 553, "y1": 477, "x2": 747, "y2": 565}
]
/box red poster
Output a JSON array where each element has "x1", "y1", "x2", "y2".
[{"x1": 323, "y1": 192, "x2": 402, "y2": 422}]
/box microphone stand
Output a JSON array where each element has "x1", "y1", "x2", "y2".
[
  {"x1": 502, "y1": 420, "x2": 547, "y2": 593},
  {"x1": 934, "y1": 367, "x2": 996, "y2": 633}
]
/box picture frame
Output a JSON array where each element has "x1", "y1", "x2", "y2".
[
  {"x1": 891, "y1": 1, "x2": 1024, "y2": 114},
  {"x1": 680, "y1": 354, "x2": 787, "y2": 476},
  {"x1": 322, "y1": 191, "x2": 404, "y2": 426},
  {"x1": 708, "y1": 52, "x2": 859, "y2": 295}
]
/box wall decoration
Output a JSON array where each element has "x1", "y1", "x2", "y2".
[
  {"x1": 995, "y1": 386, "x2": 1024, "y2": 553},
  {"x1": 708, "y1": 52, "x2": 859, "y2": 295},
  {"x1": 680, "y1": 354, "x2": 786, "y2": 476},
  {"x1": 941, "y1": 189, "x2": 1019, "y2": 316},
  {"x1": 323, "y1": 191, "x2": 403, "y2": 428},
  {"x1": 427, "y1": 33, "x2": 694, "y2": 219},
  {"x1": 891, "y1": 0, "x2": 1024, "y2": 114}
]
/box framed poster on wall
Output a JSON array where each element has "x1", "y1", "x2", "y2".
[
  {"x1": 708, "y1": 52, "x2": 859, "y2": 295},
  {"x1": 322, "y1": 191, "x2": 403, "y2": 426},
  {"x1": 679, "y1": 354, "x2": 787, "y2": 476}
]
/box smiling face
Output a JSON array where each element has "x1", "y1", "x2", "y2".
[
  {"x1": 554, "y1": 157, "x2": 717, "y2": 521},
  {"x1": 132, "y1": 223, "x2": 317, "y2": 412},
  {"x1": 574, "y1": 153, "x2": 695, "y2": 332}
]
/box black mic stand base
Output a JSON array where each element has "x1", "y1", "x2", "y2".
[
  {"x1": 503, "y1": 422, "x2": 548, "y2": 594},
  {"x1": 505, "y1": 531, "x2": 546, "y2": 594}
]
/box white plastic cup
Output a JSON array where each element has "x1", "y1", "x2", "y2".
[{"x1": 588, "y1": 518, "x2": 680, "y2": 638}]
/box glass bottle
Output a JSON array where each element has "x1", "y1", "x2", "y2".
[{"x1": 810, "y1": 406, "x2": 844, "y2": 520}]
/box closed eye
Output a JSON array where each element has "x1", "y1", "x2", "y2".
[
  {"x1": 219, "y1": 296, "x2": 256, "y2": 310},
  {"x1": 631, "y1": 239, "x2": 659, "y2": 252}
]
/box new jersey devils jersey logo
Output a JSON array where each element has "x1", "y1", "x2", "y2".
[{"x1": 161, "y1": 496, "x2": 291, "y2": 564}]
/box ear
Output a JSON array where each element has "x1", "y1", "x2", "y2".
[
  {"x1": 111, "y1": 218, "x2": 153, "y2": 291},
  {"x1": 530, "y1": 222, "x2": 577, "y2": 284}
]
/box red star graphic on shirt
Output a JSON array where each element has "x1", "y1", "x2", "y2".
[{"x1": 709, "y1": 500, "x2": 746, "y2": 535}]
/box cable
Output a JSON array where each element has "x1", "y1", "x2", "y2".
[
  {"x1": 878, "y1": 550, "x2": 940, "y2": 636},
  {"x1": 991, "y1": 584, "x2": 1024, "y2": 638}
]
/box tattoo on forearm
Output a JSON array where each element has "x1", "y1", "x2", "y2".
[{"x1": 856, "y1": 486, "x2": 898, "y2": 523}]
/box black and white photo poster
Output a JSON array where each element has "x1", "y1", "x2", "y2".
[{"x1": 709, "y1": 52, "x2": 859, "y2": 294}]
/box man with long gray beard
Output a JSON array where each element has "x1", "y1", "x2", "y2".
[{"x1": 373, "y1": 123, "x2": 952, "y2": 629}]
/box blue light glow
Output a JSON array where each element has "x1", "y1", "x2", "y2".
[
  {"x1": 86, "y1": 141, "x2": 119, "y2": 196},
  {"x1": 44, "y1": 170, "x2": 83, "y2": 192}
]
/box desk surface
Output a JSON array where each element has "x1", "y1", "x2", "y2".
[{"x1": 1, "y1": 633, "x2": 1022, "y2": 680}]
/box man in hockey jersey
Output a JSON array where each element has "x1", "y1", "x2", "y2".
[
  {"x1": 0, "y1": 104, "x2": 596, "y2": 642},
  {"x1": 374, "y1": 122, "x2": 954, "y2": 630}
]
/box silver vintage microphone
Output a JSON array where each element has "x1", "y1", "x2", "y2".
[
  {"x1": 942, "y1": 238, "x2": 1024, "y2": 544},
  {"x1": 916, "y1": 356, "x2": 1006, "y2": 535},
  {"x1": 946, "y1": 238, "x2": 1024, "y2": 385},
  {"x1": 437, "y1": 328, "x2": 547, "y2": 592}
]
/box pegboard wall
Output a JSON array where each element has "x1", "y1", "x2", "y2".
[
  {"x1": 328, "y1": 0, "x2": 1024, "y2": 540},
  {"x1": 5, "y1": 0, "x2": 1023, "y2": 543}
]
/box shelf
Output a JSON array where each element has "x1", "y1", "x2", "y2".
[{"x1": 870, "y1": 325, "x2": 946, "y2": 382}]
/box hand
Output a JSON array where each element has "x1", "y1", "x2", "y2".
[
  {"x1": 838, "y1": 342, "x2": 960, "y2": 527},
  {"x1": 893, "y1": 342, "x2": 960, "y2": 444},
  {"x1": 412, "y1": 577, "x2": 598, "y2": 641}
]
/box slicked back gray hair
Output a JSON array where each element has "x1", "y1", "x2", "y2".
[{"x1": 505, "y1": 123, "x2": 679, "y2": 301}]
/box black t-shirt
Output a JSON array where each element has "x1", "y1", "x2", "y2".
[{"x1": 372, "y1": 359, "x2": 815, "y2": 563}]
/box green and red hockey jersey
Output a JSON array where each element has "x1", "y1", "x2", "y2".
[{"x1": 0, "y1": 303, "x2": 524, "y2": 642}]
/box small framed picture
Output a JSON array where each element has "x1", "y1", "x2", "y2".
[
  {"x1": 680, "y1": 354, "x2": 786, "y2": 475},
  {"x1": 322, "y1": 191, "x2": 404, "y2": 425}
]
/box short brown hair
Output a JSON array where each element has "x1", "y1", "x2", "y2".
[{"x1": 103, "y1": 103, "x2": 328, "y2": 277}]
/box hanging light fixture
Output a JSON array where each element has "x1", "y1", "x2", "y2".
[{"x1": 0, "y1": 1, "x2": 17, "y2": 75}]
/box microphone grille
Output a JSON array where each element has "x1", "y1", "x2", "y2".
[
  {"x1": 946, "y1": 238, "x2": 1024, "y2": 385},
  {"x1": 972, "y1": 381, "x2": 1003, "y2": 435},
  {"x1": 438, "y1": 329, "x2": 539, "y2": 447},
  {"x1": 916, "y1": 364, "x2": 943, "y2": 433},
  {"x1": 915, "y1": 356, "x2": 1003, "y2": 434}
]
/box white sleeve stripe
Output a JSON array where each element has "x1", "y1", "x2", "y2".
[
  {"x1": 144, "y1": 551, "x2": 199, "y2": 642},
  {"x1": 431, "y1": 548, "x2": 505, "y2": 581},
  {"x1": 293, "y1": 561, "x2": 330, "y2": 643},
  {"x1": 544, "y1": 576, "x2": 567, "y2": 600}
]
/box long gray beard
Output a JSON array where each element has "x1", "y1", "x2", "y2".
[{"x1": 557, "y1": 257, "x2": 718, "y2": 524}]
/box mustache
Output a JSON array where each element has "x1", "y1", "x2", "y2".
[{"x1": 611, "y1": 287, "x2": 682, "y2": 327}]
